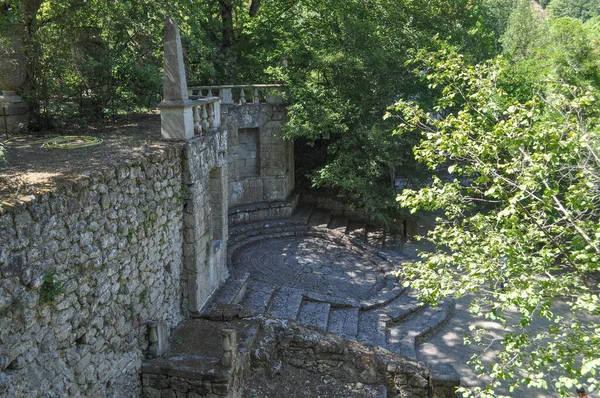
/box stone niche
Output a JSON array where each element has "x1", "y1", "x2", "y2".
[{"x1": 223, "y1": 103, "x2": 294, "y2": 207}]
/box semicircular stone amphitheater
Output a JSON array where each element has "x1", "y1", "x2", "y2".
[{"x1": 201, "y1": 203, "x2": 454, "y2": 361}]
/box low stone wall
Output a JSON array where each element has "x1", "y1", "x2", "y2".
[
  {"x1": 228, "y1": 194, "x2": 298, "y2": 226},
  {"x1": 299, "y1": 190, "x2": 369, "y2": 221},
  {"x1": 257, "y1": 321, "x2": 432, "y2": 398},
  {"x1": 300, "y1": 190, "x2": 425, "y2": 237},
  {"x1": 0, "y1": 148, "x2": 185, "y2": 397}
]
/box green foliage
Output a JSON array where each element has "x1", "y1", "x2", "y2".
[
  {"x1": 482, "y1": 0, "x2": 518, "y2": 43},
  {"x1": 547, "y1": 0, "x2": 600, "y2": 21},
  {"x1": 232, "y1": 0, "x2": 499, "y2": 226},
  {"x1": 40, "y1": 270, "x2": 61, "y2": 303},
  {"x1": 500, "y1": 0, "x2": 542, "y2": 58},
  {"x1": 393, "y1": 48, "x2": 600, "y2": 397}
]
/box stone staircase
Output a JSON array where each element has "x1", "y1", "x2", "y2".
[{"x1": 203, "y1": 202, "x2": 454, "y2": 363}]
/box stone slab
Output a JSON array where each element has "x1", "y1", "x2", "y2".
[
  {"x1": 239, "y1": 281, "x2": 275, "y2": 314},
  {"x1": 268, "y1": 287, "x2": 303, "y2": 320},
  {"x1": 327, "y1": 307, "x2": 359, "y2": 340},
  {"x1": 357, "y1": 311, "x2": 387, "y2": 349},
  {"x1": 297, "y1": 300, "x2": 331, "y2": 329}
]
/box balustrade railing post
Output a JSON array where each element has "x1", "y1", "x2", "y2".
[
  {"x1": 253, "y1": 88, "x2": 260, "y2": 104},
  {"x1": 193, "y1": 105, "x2": 202, "y2": 135},
  {"x1": 240, "y1": 88, "x2": 246, "y2": 104},
  {"x1": 208, "y1": 103, "x2": 215, "y2": 129},
  {"x1": 201, "y1": 104, "x2": 209, "y2": 131}
]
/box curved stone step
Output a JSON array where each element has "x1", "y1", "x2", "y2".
[
  {"x1": 328, "y1": 215, "x2": 349, "y2": 231},
  {"x1": 298, "y1": 300, "x2": 331, "y2": 329},
  {"x1": 229, "y1": 223, "x2": 308, "y2": 247},
  {"x1": 230, "y1": 218, "x2": 305, "y2": 235},
  {"x1": 357, "y1": 311, "x2": 388, "y2": 349},
  {"x1": 386, "y1": 299, "x2": 454, "y2": 359},
  {"x1": 239, "y1": 280, "x2": 276, "y2": 314},
  {"x1": 200, "y1": 273, "x2": 249, "y2": 317},
  {"x1": 267, "y1": 287, "x2": 304, "y2": 320},
  {"x1": 360, "y1": 275, "x2": 405, "y2": 310},
  {"x1": 292, "y1": 202, "x2": 314, "y2": 223},
  {"x1": 380, "y1": 289, "x2": 422, "y2": 322},
  {"x1": 308, "y1": 208, "x2": 332, "y2": 227},
  {"x1": 327, "y1": 307, "x2": 359, "y2": 340},
  {"x1": 346, "y1": 219, "x2": 366, "y2": 238}
]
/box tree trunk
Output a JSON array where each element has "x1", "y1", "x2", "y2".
[
  {"x1": 249, "y1": 0, "x2": 261, "y2": 17},
  {"x1": 219, "y1": 0, "x2": 234, "y2": 48}
]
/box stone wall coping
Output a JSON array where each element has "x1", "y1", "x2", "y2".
[
  {"x1": 188, "y1": 84, "x2": 285, "y2": 90},
  {"x1": 0, "y1": 144, "x2": 184, "y2": 217},
  {"x1": 158, "y1": 97, "x2": 220, "y2": 109}
]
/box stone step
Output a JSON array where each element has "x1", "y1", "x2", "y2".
[
  {"x1": 360, "y1": 276, "x2": 405, "y2": 311},
  {"x1": 229, "y1": 217, "x2": 307, "y2": 238},
  {"x1": 387, "y1": 299, "x2": 454, "y2": 359},
  {"x1": 380, "y1": 289, "x2": 422, "y2": 322},
  {"x1": 357, "y1": 310, "x2": 387, "y2": 349},
  {"x1": 229, "y1": 224, "x2": 309, "y2": 246},
  {"x1": 228, "y1": 228, "x2": 309, "y2": 264},
  {"x1": 328, "y1": 215, "x2": 349, "y2": 231},
  {"x1": 327, "y1": 307, "x2": 359, "y2": 340},
  {"x1": 308, "y1": 209, "x2": 332, "y2": 228},
  {"x1": 239, "y1": 280, "x2": 276, "y2": 314},
  {"x1": 346, "y1": 219, "x2": 366, "y2": 239},
  {"x1": 267, "y1": 287, "x2": 304, "y2": 320},
  {"x1": 200, "y1": 273, "x2": 249, "y2": 317},
  {"x1": 297, "y1": 300, "x2": 331, "y2": 329},
  {"x1": 292, "y1": 202, "x2": 314, "y2": 224}
]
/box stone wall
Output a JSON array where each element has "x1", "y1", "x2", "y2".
[
  {"x1": 181, "y1": 131, "x2": 229, "y2": 316},
  {"x1": 248, "y1": 320, "x2": 448, "y2": 398},
  {"x1": 0, "y1": 148, "x2": 185, "y2": 397},
  {"x1": 223, "y1": 103, "x2": 294, "y2": 207}
]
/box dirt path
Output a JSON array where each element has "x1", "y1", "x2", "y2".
[{"x1": 0, "y1": 113, "x2": 164, "y2": 206}]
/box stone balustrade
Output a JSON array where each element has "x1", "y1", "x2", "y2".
[
  {"x1": 188, "y1": 84, "x2": 287, "y2": 105},
  {"x1": 187, "y1": 97, "x2": 221, "y2": 136}
]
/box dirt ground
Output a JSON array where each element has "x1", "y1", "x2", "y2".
[{"x1": 0, "y1": 112, "x2": 166, "y2": 208}]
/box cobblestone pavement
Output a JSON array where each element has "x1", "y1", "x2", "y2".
[{"x1": 232, "y1": 236, "x2": 387, "y2": 301}]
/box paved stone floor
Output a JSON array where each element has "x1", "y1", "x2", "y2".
[{"x1": 232, "y1": 236, "x2": 387, "y2": 301}]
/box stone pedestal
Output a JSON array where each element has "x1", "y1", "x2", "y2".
[
  {"x1": 160, "y1": 100, "x2": 194, "y2": 140},
  {"x1": 0, "y1": 91, "x2": 28, "y2": 135}
]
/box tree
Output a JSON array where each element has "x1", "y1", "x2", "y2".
[
  {"x1": 391, "y1": 47, "x2": 600, "y2": 396},
  {"x1": 500, "y1": 0, "x2": 541, "y2": 59},
  {"x1": 547, "y1": 0, "x2": 600, "y2": 21},
  {"x1": 233, "y1": 0, "x2": 498, "y2": 229}
]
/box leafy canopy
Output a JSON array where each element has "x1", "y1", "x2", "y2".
[{"x1": 392, "y1": 47, "x2": 600, "y2": 397}]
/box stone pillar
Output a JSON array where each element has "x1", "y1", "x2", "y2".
[
  {"x1": 159, "y1": 17, "x2": 194, "y2": 141},
  {"x1": 0, "y1": 24, "x2": 28, "y2": 135}
]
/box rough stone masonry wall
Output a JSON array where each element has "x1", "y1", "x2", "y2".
[
  {"x1": 223, "y1": 103, "x2": 294, "y2": 208},
  {"x1": 249, "y1": 320, "x2": 441, "y2": 398},
  {"x1": 0, "y1": 147, "x2": 185, "y2": 397}
]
